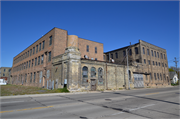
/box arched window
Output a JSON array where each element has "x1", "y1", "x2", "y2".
[
  {"x1": 82, "y1": 66, "x2": 88, "y2": 84},
  {"x1": 91, "y1": 67, "x2": 96, "y2": 77},
  {"x1": 98, "y1": 68, "x2": 103, "y2": 84}
]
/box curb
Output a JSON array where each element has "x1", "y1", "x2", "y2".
[{"x1": 0, "y1": 85, "x2": 174, "y2": 99}]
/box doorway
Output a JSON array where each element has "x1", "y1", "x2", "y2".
[{"x1": 91, "y1": 79, "x2": 96, "y2": 91}]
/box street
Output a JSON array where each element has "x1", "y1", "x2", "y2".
[{"x1": 1, "y1": 86, "x2": 179, "y2": 119}]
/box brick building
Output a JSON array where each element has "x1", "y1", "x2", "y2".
[
  {"x1": 11, "y1": 27, "x2": 103, "y2": 86},
  {"x1": 10, "y1": 27, "x2": 170, "y2": 91},
  {"x1": 104, "y1": 40, "x2": 170, "y2": 87}
]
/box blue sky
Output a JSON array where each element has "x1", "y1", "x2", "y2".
[{"x1": 1, "y1": 1, "x2": 179, "y2": 68}]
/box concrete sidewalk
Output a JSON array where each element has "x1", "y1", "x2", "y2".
[{"x1": 0, "y1": 85, "x2": 173, "y2": 99}]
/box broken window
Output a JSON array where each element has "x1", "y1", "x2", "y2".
[
  {"x1": 82, "y1": 66, "x2": 88, "y2": 84},
  {"x1": 91, "y1": 67, "x2": 96, "y2": 77}
]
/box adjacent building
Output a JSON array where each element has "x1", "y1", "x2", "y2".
[
  {"x1": 104, "y1": 40, "x2": 170, "y2": 87},
  {"x1": 0, "y1": 67, "x2": 11, "y2": 83}
]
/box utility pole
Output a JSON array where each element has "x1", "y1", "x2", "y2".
[{"x1": 173, "y1": 57, "x2": 178, "y2": 72}]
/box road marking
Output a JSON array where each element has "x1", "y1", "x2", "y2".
[
  {"x1": 145, "y1": 92, "x2": 159, "y2": 95},
  {"x1": 112, "y1": 104, "x2": 155, "y2": 116},
  {"x1": 0, "y1": 106, "x2": 53, "y2": 113}
]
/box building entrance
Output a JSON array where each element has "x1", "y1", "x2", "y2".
[{"x1": 91, "y1": 79, "x2": 96, "y2": 91}]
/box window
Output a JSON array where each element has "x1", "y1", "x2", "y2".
[
  {"x1": 30, "y1": 73, "x2": 32, "y2": 83},
  {"x1": 95, "y1": 47, "x2": 97, "y2": 53},
  {"x1": 39, "y1": 43, "x2": 41, "y2": 51},
  {"x1": 147, "y1": 49, "x2": 149, "y2": 55},
  {"x1": 49, "y1": 36, "x2": 52, "y2": 46},
  {"x1": 111, "y1": 54, "x2": 113, "y2": 59},
  {"x1": 161, "y1": 53, "x2": 163, "y2": 59},
  {"x1": 42, "y1": 41, "x2": 45, "y2": 49},
  {"x1": 154, "y1": 73, "x2": 156, "y2": 80},
  {"x1": 103, "y1": 55, "x2": 105, "y2": 60},
  {"x1": 32, "y1": 59, "x2": 34, "y2": 67},
  {"x1": 153, "y1": 61, "x2": 155, "y2": 65},
  {"x1": 35, "y1": 58, "x2": 37, "y2": 66},
  {"x1": 157, "y1": 52, "x2": 159, "y2": 58},
  {"x1": 36, "y1": 45, "x2": 38, "y2": 53},
  {"x1": 164, "y1": 54, "x2": 166, "y2": 59},
  {"x1": 38, "y1": 56, "x2": 40, "y2": 65},
  {"x1": 143, "y1": 47, "x2": 145, "y2": 54},
  {"x1": 115, "y1": 52, "x2": 118, "y2": 58},
  {"x1": 41, "y1": 55, "x2": 44, "y2": 64},
  {"x1": 157, "y1": 73, "x2": 159, "y2": 80},
  {"x1": 107, "y1": 55, "x2": 109, "y2": 61},
  {"x1": 33, "y1": 47, "x2": 35, "y2": 54},
  {"x1": 154, "y1": 51, "x2": 156, "y2": 57},
  {"x1": 156, "y1": 62, "x2": 157, "y2": 66},
  {"x1": 82, "y1": 66, "x2": 88, "y2": 84},
  {"x1": 91, "y1": 67, "x2": 96, "y2": 77},
  {"x1": 3, "y1": 73, "x2": 5, "y2": 76},
  {"x1": 144, "y1": 59, "x2": 146, "y2": 64},
  {"x1": 34, "y1": 72, "x2": 36, "y2": 83},
  {"x1": 151, "y1": 50, "x2": 153, "y2": 56},
  {"x1": 95, "y1": 58, "x2": 97, "y2": 60},
  {"x1": 87, "y1": 45, "x2": 89, "y2": 52},
  {"x1": 123, "y1": 50, "x2": 126, "y2": 56},
  {"x1": 129, "y1": 49, "x2": 132, "y2": 55},
  {"x1": 148, "y1": 60, "x2": 151, "y2": 65},
  {"x1": 4, "y1": 69, "x2": 6, "y2": 72},
  {"x1": 26, "y1": 61, "x2": 28, "y2": 68},
  {"x1": 159, "y1": 62, "x2": 160, "y2": 66},
  {"x1": 29, "y1": 60, "x2": 31, "y2": 68},
  {"x1": 30, "y1": 49, "x2": 32, "y2": 56},
  {"x1": 160, "y1": 74, "x2": 162, "y2": 80},
  {"x1": 165, "y1": 64, "x2": 167, "y2": 67},
  {"x1": 25, "y1": 74, "x2": 27, "y2": 83},
  {"x1": 28, "y1": 51, "x2": 29, "y2": 57},
  {"x1": 162, "y1": 63, "x2": 164, "y2": 67},
  {"x1": 48, "y1": 51, "x2": 51, "y2": 62},
  {"x1": 136, "y1": 59, "x2": 139, "y2": 63},
  {"x1": 135, "y1": 47, "x2": 138, "y2": 54},
  {"x1": 24, "y1": 63, "x2": 26, "y2": 69}
]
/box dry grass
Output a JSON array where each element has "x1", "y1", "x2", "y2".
[{"x1": 1, "y1": 84, "x2": 69, "y2": 96}]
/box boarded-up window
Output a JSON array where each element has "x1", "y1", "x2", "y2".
[
  {"x1": 98, "y1": 68, "x2": 103, "y2": 84},
  {"x1": 39, "y1": 71, "x2": 42, "y2": 83},
  {"x1": 47, "y1": 70, "x2": 50, "y2": 79}
]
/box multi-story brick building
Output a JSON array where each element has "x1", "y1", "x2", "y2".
[
  {"x1": 10, "y1": 27, "x2": 170, "y2": 90},
  {"x1": 11, "y1": 27, "x2": 103, "y2": 87},
  {"x1": 104, "y1": 40, "x2": 169, "y2": 87}
]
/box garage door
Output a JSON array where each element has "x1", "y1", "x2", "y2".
[{"x1": 133, "y1": 74, "x2": 144, "y2": 88}]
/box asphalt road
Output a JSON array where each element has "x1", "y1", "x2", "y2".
[{"x1": 1, "y1": 86, "x2": 179, "y2": 119}]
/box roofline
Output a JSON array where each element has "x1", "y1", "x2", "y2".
[
  {"x1": 104, "y1": 42, "x2": 139, "y2": 54},
  {"x1": 78, "y1": 37, "x2": 103, "y2": 44},
  {"x1": 13, "y1": 27, "x2": 68, "y2": 60},
  {"x1": 139, "y1": 40, "x2": 166, "y2": 50}
]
